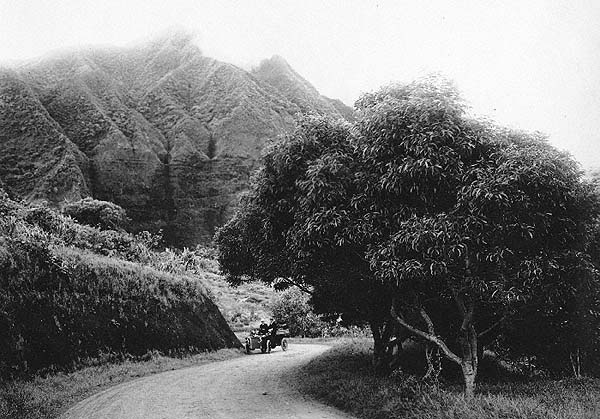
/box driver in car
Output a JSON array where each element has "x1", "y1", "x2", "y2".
[{"x1": 258, "y1": 319, "x2": 270, "y2": 335}]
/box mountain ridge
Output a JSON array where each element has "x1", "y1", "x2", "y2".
[{"x1": 0, "y1": 34, "x2": 354, "y2": 246}]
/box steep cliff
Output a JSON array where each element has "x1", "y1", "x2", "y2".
[
  {"x1": 0, "y1": 71, "x2": 90, "y2": 204},
  {"x1": 0, "y1": 34, "x2": 353, "y2": 246}
]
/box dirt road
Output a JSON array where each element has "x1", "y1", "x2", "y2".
[{"x1": 62, "y1": 343, "x2": 354, "y2": 419}]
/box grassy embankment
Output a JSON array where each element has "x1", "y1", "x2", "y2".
[
  {"x1": 296, "y1": 340, "x2": 600, "y2": 419},
  {"x1": 0, "y1": 205, "x2": 240, "y2": 375},
  {"x1": 198, "y1": 267, "x2": 276, "y2": 333}
]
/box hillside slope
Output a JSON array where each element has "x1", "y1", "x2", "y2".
[
  {"x1": 0, "y1": 33, "x2": 353, "y2": 246},
  {"x1": 0, "y1": 71, "x2": 90, "y2": 204}
]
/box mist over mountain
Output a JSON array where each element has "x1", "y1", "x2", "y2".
[{"x1": 0, "y1": 33, "x2": 353, "y2": 246}]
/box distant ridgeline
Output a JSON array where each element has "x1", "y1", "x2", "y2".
[{"x1": 0, "y1": 32, "x2": 353, "y2": 247}]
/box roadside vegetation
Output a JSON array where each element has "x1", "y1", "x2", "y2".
[
  {"x1": 296, "y1": 340, "x2": 600, "y2": 419},
  {"x1": 271, "y1": 287, "x2": 372, "y2": 338},
  {"x1": 0, "y1": 193, "x2": 239, "y2": 378}
]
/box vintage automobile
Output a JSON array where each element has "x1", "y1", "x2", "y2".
[{"x1": 244, "y1": 326, "x2": 289, "y2": 354}]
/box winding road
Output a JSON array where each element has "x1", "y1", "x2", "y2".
[{"x1": 62, "y1": 344, "x2": 354, "y2": 419}]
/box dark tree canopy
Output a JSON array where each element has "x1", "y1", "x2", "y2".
[{"x1": 216, "y1": 78, "x2": 600, "y2": 395}]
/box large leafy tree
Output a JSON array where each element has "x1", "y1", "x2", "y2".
[{"x1": 216, "y1": 78, "x2": 599, "y2": 396}]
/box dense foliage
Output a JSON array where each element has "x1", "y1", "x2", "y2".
[
  {"x1": 270, "y1": 288, "x2": 327, "y2": 337},
  {"x1": 0, "y1": 190, "x2": 239, "y2": 377},
  {"x1": 217, "y1": 79, "x2": 600, "y2": 395},
  {"x1": 62, "y1": 197, "x2": 129, "y2": 230}
]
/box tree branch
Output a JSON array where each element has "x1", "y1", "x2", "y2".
[
  {"x1": 461, "y1": 304, "x2": 474, "y2": 332},
  {"x1": 391, "y1": 301, "x2": 461, "y2": 365},
  {"x1": 420, "y1": 308, "x2": 435, "y2": 335},
  {"x1": 451, "y1": 287, "x2": 474, "y2": 331},
  {"x1": 448, "y1": 282, "x2": 467, "y2": 317},
  {"x1": 274, "y1": 277, "x2": 314, "y2": 295},
  {"x1": 478, "y1": 315, "x2": 507, "y2": 339}
]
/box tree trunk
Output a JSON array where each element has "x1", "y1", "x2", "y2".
[
  {"x1": 460, "y1": 324, "x2": 478, "y2": 397},
  {"x1": 462, "y1": 363, "x2": 476, "y2": 397},
  {"x1": 370, "y1": 320, "x2": 394, "y2": 375},
  {"x1": 423, "y1": 345, "x2": 442, "y2": 381}
]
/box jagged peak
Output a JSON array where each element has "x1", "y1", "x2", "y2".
[
  {"x1": 253, "y1": 55, "x2": 315, "y2": 92},
  {"x1": 252, "y1": 54, "x2": 347, "y2": 118},
  {"x1": 262, "y1": 54, "x2": 291, "y2": 67},
  {"x1": 254, "y1": 54, "x2": 298, "y2": 76},
  {"x1": 147, "y1": 28, "x2": 198, "y2": 51}
]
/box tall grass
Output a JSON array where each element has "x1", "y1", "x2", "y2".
[{"x1": 296, "y1": 340, "x2": 600, "y2": 419}]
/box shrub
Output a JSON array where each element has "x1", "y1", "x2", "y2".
[
  {"x1": 0, "y1": 188, "x2": 21, "y2": 216},
  {"x1": 270, "y1": 288, "x2": 329, "y2": 337},
  {"x1": 62, "y1": 198, "x2": 129, "y2": 231}
]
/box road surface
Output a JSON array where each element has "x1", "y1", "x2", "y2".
[{"x1": 62, "y1": 343, "x2": 354, "y2": 419}]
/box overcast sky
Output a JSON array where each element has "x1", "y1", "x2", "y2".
[{"x1": 1, "y1": 0, "x2": 599, "y2": 169}]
